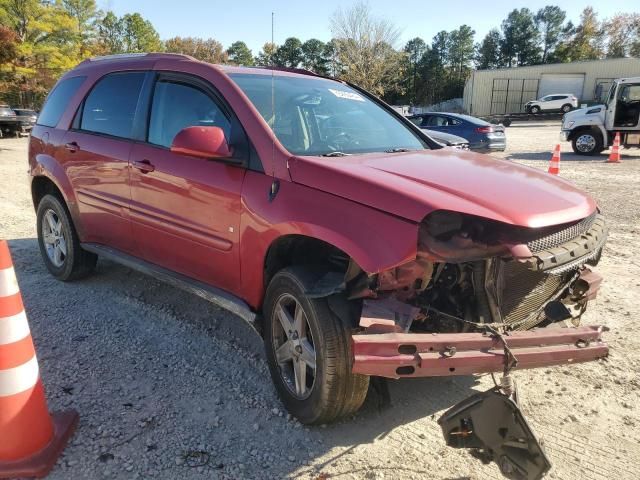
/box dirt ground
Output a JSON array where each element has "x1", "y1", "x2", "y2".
[{"x1": 1, "y1": 123, "x2": 639, "y2": 480}]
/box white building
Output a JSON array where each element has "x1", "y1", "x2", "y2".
[{"x1": 463, "y1": 57, "x2": 640, "y2": 117}]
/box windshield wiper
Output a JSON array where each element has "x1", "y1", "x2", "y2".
[
  {"x1": 385, "y1": 148, "x2": 412, "y2": 153},
  {"x1": 321, "y1": 151, "x2": 352, "y2": 157}
]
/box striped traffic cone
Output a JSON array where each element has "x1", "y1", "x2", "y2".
[
  {"x1": 548, "y1": 144, "x2": 561, "y2": 175},
  {"x1": 0, "y1": 240, "x2": 78, "y2": 478},
  {"x1": 607, "y1": 132, "x2": 621, "y2": 163}
]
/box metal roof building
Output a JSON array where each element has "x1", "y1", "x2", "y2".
[{"x1": 463, "y1": 57, "x2": 640, "y2": 117}]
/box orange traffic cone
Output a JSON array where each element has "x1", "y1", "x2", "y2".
[
  {"x1": 548, "y1": 144, "x2": 561, "y2": 175},
  {"x1": 608, "y1": 132, "x2": 621, "y2": 163},
  {"x1": 0, "y1": 240, "x2": 78, "y2": 478}
]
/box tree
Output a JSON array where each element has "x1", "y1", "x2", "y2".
[
  {"x1": 329, "y1": 1, "x2": 404, "y2": 96},
  {"x1": 475, "y1": 29, "x2": 503, "y2": 69},
  {"x1": 605, "y1": 13, "x2": 640, "y2": 58},
  {"x1": 323, "y1": 39, "x2": 342, "y2": 77},
  {"x1": 0, "y1": 25, "x2": 18, "y2": 64},
  {"x1": 96, "y1": 11, "x2": 161, "y2": 54},
  {"x1": 535, "y1": 6, "x2": 566, "y2": 63},
  {"x1": 164, "y1": 37, "x2": 227, "y2": 63},
  {"x1": 274, "y1": 37, "x2": 303, "y2": 68},
  {"x1": 556, "y1": 7, "x2": 604, "y2": 61},
  {"x1": 255, "y1": 42, "x2": 277, "y2": 66},
  {"x1": 500, "y1": 8, "x2": 541, "y2": 66},
  {"x1": 121, "y1": 13, "x2": 162, "y2": 53},
  {"x1": 0, "y1": 0, "x2": 77, "y2": 106},
  {"x1": 62, "y1": 0, "x2": 101, "y2": 58},
  {"x1": 448, "y1": 25, "x2": 475, "y2": 81},
  {"x1": 227, "y1": 41, "x2": 253, "y2": 65},
  {"x1": 301, "y1": 38, "x2": 327, "y2": 74},
  {"x1": 97, "y1": 11, "x2": 124, "y2": 54},
  {"x1": 404, "y1": 37, "x2": 426, "y2": 104}
]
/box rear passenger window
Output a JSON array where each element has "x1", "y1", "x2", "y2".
[
  {"x1": 37, "y1": 76, "x2": 86, "y2": 127},
  {"x1": 80, "y1": 72, "x2": 145, "y2": 139},
  {"x1": 148, "y1": 80, "x2": 231, "y2": 148}
]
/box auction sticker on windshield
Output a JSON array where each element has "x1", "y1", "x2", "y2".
[{"x1": 328, "y1": 88, "x2": 365, "y2": 102}]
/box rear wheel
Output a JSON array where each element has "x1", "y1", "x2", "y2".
[
  {"x1": 36, "y1": 194, "x2": 97, "y2": 281},
  {"x1": 571, "y1": 131, "x2": 603, "y2": 156},
  {"x1": 263, "y1": 267, "x2": 369, "y2": 425},
  {"x1": 561, "y1": 104, "x2": 573, "y2": 113}
]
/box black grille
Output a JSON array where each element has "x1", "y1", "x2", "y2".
[
  {"x1": 497, "y1": 260, "x2": 565, "y2": 330},
  {"x1": 527, "y1": 212, "x2": 596, "y2": 253}
]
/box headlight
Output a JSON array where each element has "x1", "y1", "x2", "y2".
[{"x1": 566, "y1": 121, "x2": 575, "y2": 128}]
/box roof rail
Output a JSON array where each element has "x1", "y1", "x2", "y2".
[
  {"x1": 247, "y1": 66, "x2": 321, "y2": 78},
  {"x1": 79, "y1": 52, "x2": 195, "y2": 65}
]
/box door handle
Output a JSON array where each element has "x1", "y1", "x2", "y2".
[
  {"x1": 132, "y1": 159, "x2": 155, "y2": 173},
  {"x1": 64, "y1": 142, "x2": 79, "y2": 153}
]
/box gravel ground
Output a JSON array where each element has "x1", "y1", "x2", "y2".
[{"x1": 1, "y1": 124, "x2": 639, "y2": 480}]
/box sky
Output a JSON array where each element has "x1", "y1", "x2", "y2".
[{"x1": 102, "y1": 0, "x2": 639, "y2": 54}]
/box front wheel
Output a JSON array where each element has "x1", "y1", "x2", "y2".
[
  {"x1": 571, "y1": 131, "x2": 604, "y2": 156},
  {"x1": 530, "y1": 105, "x2": 541, "y2": 114},
  {"x1": 263, "y1": 267, "x2": 369, "y2": 425}
]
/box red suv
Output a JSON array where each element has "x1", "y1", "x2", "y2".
[{"x1": 29, "y1": 53, "x2": 608, "y2": 477}]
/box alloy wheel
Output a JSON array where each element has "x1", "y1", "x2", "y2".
[
  {"x1": 271, "y1": 293, "x2": 317, "y2": 399},
  {"x1": 41, "y1": 209, "x2": 67, "y2": 267}
]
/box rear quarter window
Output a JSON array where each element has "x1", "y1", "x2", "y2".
[{"x1": 37, "y1": 76, "x2": 86, "y2": 127}]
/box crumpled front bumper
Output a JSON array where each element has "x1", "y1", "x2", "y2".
[{"x1": 352, "y1": 325, "x2": 608, "y2": 378}]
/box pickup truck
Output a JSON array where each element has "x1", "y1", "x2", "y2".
[
  {"x1": 0, "y1": 105, "x2": 35, "y2": 137},
  {"x1": 561, "y1": 77, "x2": 640, "y2": 154},
  {"x1": 29, "y1": 53, "x2": 609, "y2": 480}
]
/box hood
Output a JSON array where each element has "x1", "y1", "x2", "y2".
[
  {"x1": 565, "y1": 104, "x2": 605, "y2": 118},
  {"x1": 290, "y1": 149, "x2": 596, "y2": 228},
  {"x1": 563, "y1": 105, "x2": 606, "y2": 127}
]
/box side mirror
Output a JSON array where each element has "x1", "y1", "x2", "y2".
[{"x1": 170, "y1": 126, "x2": 234, "y2": 161}]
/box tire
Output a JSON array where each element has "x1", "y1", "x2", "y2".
[
  {"x1": 571, "y1": 130, "x2": 604, "y2": 156},
  {"x1": 530, "y1": 105, "x2": 541, "y2": 114},
  {"x1": 502, "y1": 119, "x2": 512, "y2": 127},
  {"x1": 36, "y1": 194, "x2": 97, "y2": 281},
  {"x1": 263, "y1": 267, "x2": 369, "y2": 425},
  {"x1": 561, "y1": 104, "x2": 573, "y2": 113}
]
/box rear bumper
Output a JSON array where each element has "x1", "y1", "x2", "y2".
[
  {"x1": 352, "y1": 325, "x2": 608, "y2": 378},
  {"x1": 469, "y1": 138, "x2": 506, "y2": 152}
]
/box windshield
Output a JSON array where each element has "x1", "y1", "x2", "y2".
[{"x1": 229, "y1": 73, "x2": 428, "y2": 156}]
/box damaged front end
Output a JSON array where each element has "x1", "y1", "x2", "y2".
[
  {"x1": 350, "y1": 209, "x2": 608, "y2": 373},
  {"x1": 345, "y1": 209, "x2": 609, "y2": 479}
]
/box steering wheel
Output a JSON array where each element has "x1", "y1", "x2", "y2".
[{"x1": 325, "y1": 131, "x2": 359, "y2": 152}]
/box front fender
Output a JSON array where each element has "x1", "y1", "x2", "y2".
[{"x1": 239, "y1": 172, "x2": 419, "y2": 308}]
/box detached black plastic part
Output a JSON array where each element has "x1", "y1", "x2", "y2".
[{"x1": 438, "y1": 388, "x2": 551, "y2": 480}]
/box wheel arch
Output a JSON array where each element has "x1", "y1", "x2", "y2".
[
  {"x1": 568, "y1": 125, "x2": 608, "y2": 147},
  {"x1": 31, "y1": 175, "x2": 65, "y2": 210},
  {"x1": 263, "y1": 234, "x2": 354, "y2": 290},
  {"x1": 30, "y1": 155, "x2": 84, "y2": 238}
]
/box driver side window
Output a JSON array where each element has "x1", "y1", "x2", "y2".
[{"x1": 148, "y1": 80, "x2": 231, "y2": 148}]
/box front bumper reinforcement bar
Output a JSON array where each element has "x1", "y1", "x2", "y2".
[{"x1": 352, "y1": 325, "x2": 608, "y2": 378}]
